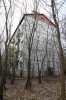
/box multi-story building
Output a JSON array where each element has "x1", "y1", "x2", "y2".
[{"x1": 10, "y1": 11, "x2": 60, "y2": 77}]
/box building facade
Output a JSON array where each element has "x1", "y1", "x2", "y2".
[{"x1": 10, "y1": 11, "x2": 60, "y2": 77}]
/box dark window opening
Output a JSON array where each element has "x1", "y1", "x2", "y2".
[
  {"x1": 47, "y1": 67, "x2": 54, "y2": 75},
  {"x1": 41, "y1": 17, "x2": 44, "y2": 21}
]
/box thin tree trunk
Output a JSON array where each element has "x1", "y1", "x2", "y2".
[
  {"x1": 4, "y1": 43, "x2": 8, "y2": 84},
  {"x1": 11, "y1": 65, "x2": 15, "y2": 84},
  {"x1": 3, "y1": 16, "x2": 8, "y2": 84},
  {"x1": 38, "y1": 71, "x2": 41, "y2": 83},
  {"x1": 37, "y1": 56, "x2": 42, "y2": 84},
  {"x1": 26, "y1": 49, "x2": 31, "y2": 91},
  {"x1": 26, "y1": 59, "x2": 31, "y2": 90},
  {"x1": 0, "y1": 49, "x2": 2, "y2": 76},
  {"x1": 0, "y1": 68, "x2": 6, "y2": 100},
  {"x1": 51, "y1": 0, "x2": 65, "y2": 100},
  {"x1": 0, "y1": 77, "x2": 3, "y2": 100}
]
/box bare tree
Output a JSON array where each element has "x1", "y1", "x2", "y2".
[
  {"x1": 25, "y1": 18, "x2": 37, "y2": 90},
  {"x1": 0, "y1": 0, "x2": 19, "y2": 99},
  {"x1": 0, "y1": 49, "x2": 1, "y2": 76},
  {"x1": 10, "y1": 30, "x2": 20, "y2": 84},
  {"x1": 36, "y1": 34, "x2": 48, "y2": 83},
  {"x1": 0, "y1": 35, "x2": 2, "y2": 76},
  {"x1": 51, "y1": 0, "x2": 65, "y2": 100}
]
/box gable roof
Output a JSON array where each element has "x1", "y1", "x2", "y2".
[
  {"x1": 8, "y1": 12, "x2": 56, "y2": 45},
  {"x1": 26, "y1": 15, "x2": 55, "y2": 27}
]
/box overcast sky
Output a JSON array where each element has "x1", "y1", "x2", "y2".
[
  {"x1": 0, "y1": 0, "x2": 66, "y2": 34},
  {"x1": 0, "y1": 0, "x2": 66, "y2": 52}
]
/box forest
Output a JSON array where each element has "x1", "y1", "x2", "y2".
[{"x1": 0, "y1": 0, "x2": 66, "y2": 100}]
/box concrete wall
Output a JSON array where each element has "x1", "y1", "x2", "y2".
[{"x1": 14, "y1": 15, "x2": 60, "y2": 77}]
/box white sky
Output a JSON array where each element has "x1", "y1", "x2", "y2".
[
  {"x1": 0, "y1": 0, "x2": 66, "y2": 39},
  {"x1": 0, "y1": 0, "x2": 66, "y2": 52},
  {"x1": 13, "y1": 0, "x2": 66, "y2": 31}
]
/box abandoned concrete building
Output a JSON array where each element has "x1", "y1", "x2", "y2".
[{"x1": 9, "y1": 11, "x2": 60, "y2": 77}]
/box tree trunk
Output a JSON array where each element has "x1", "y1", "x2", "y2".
[
  {"x1": 51, "y1": 0, "x2": 65, "y2": 100},
  {"x1": 26, "y1": 49, "x2": 31, "y2": 91},
  {"x1": 0, "y1": 68, "x2": 6, "y2": 100},
  {"x1": 37, "y1": 58, "x2": 42, "y2": 84},
  {"x1": 3, "y1": 43, "x2": 8, "y2": 84},
  {"x1": 0, "y1": 48, "x2": 7, "y2": 99},
  {"x1": 0, "y1": 49, "x2": 2, "y2": 76},
  {"x1": 11, "y1": 66, "x2": 15, "y2": 84},
  {"x1": 38, "y1": 71, "x2": 41, "y2": 83},
  {"x1": 0, "y1": 78, "x2": 3, "y2": 100}
]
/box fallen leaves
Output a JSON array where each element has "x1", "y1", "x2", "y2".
[{"x1": 4, "y1": 76, "x2": 63, "y2": 100}]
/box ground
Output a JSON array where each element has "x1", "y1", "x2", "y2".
[{"x1": 4, "y1": 76, "x2": 66, "y2": 100}]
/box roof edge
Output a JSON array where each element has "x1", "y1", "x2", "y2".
[{"x1": 9, "y1": 13, "x2": 56, "y2": 45}]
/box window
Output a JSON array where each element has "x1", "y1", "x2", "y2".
[
  {"x1": 20, "y1": 62, "x2": 22, "y2": 68},
  {"x1": 41, "y1": 17, "x2": 44, "y2": 21}
]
